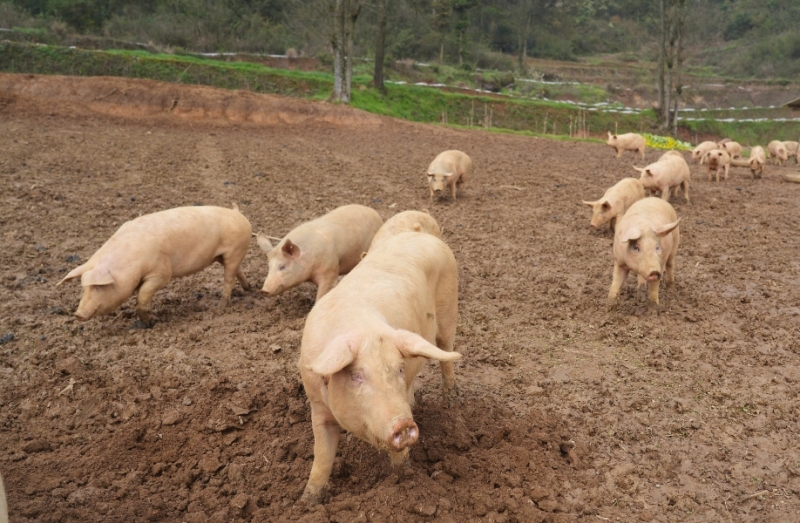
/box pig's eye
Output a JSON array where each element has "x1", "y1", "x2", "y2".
[
  {"x1": 631, "y1": 243, "x2": 640, "y2": 252},
  {"x1": 655, "y1": 244, "x2": 661, "y2": 251},
  {"x1": 279, "y1": 264, "x2": 286, "y2": 271},
  {"x1": 398, "y1": 365, "x2": 404, "y2": 376}
]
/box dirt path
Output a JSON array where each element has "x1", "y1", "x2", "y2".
[{"x1": 1, "y1": 74, "x2": 800, "y2": 523}]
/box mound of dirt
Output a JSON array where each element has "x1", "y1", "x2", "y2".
[{"x1": 0, "y1": 73, "x2": 382, "y2": 126}]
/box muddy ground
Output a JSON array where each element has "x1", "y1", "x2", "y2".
[{"x1": 1, "y1": 74, "x2": 800, "y2": 523}]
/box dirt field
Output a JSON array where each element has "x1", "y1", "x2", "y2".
[{"x1": 1, "y1": 74, "x2": 800, "y2": 523}]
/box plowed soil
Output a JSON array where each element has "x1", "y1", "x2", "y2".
[{"x1": 1, "y1": 74, "x2": 800, "y2": 523}]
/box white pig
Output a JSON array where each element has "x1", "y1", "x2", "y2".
[
  {"x1": 369, "y1": 210, "x2": 442, "y2": 252},
  {"x1": 606, "y1": 132, "x2": 646, "y2": 160},
  {"x1": 427, "y1": 150, "x2": 472, "y2": 201},
  {"x1": 749, "y1": 146, "x2": 766, "y2": 178},
  {"x1": 257, "y1": 204, "x2": 382, "y2": 302},
  {"x1": 57, "y1": 204, "x2": 252, "y2": 326},
  {"x1": 299, "y1": 232, "x2": 460, "y2": 504},
  {"x1": 608, "y1": 197, "x2": 680, "y2": 314},
  {"x1": 702, "y1": 149, "x2": 731, "y2": 182},
  {"x1": 781, "y1": 141, "x2": 799, "y2": 163},
  {"x1": 692, "y1": 141, "x2": 718, "y2": 163},
  {"x1": 0, "y1": 471, "x2": 6, "y2": 523},
  {"x1": 582, "y1": 178, "x2": 645, "y2": 231},
  {"x1": 633, "y1": 154, "x2": 690, "y2": 204},
  {"x1": 718, "y1": 141, "x2": 742, "y2": 159},
  {"x1": 768, "y1": 140, "x2": 788, "y2": 166}
]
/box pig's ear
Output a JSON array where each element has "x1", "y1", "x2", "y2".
[
  {"x1": 81, "y1": 266, "x2": 115, "y2": 287},
  {"x1": 57, "y1": 264, "x2": 86, "y2": 286},
  {"x1": 282, "y1": 239, "x2": 301, "y2": 259},
  {"x1": 607, "y1": 131, "x2": 612, "y2": 139},
  {"x1": 655, "y1": 218, "x2": 680, "y2": 237},
  {"x1": 441, "y1": 171, "x2": 453, "y2": 177},
  {"x1": 620, "y1": 227, "x2": 642, "y2": 243},
  {"x1": 601, "y1": 201, "x2": 611, "y2": 211},
  {"x1": 632, "y1": 166, "x2": 645, "y2": 174},
  {"x1": 394, "y1": 330, "x2": 462, "y2": 362},
  {"x1": 256, "y1": 232, "x2": 273, "y2": 253},
  {"x1": 308, "y1": 334, "x2": 360, "y2": 376},
  {"x1": 581, "y1": 200, "x2": 596, "y2": 208}
]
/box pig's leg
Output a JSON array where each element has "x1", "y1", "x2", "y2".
[
  {"x1": 724, "y1": 164, "x2": 729, "y2": 180},
  {"x1": 451, "y1": 182, "x2": 457, "y2": 201},
  {"x1": 236, "y1": 267, "x2": 251, "y2": 291},
  {"x1": 135, "y1": 276, "x2": 168, "y2": 327},
  {"x1": 616, "y1": 148, "x2": 622, "y2": 159},
  {"x1": 607, "y1": 263, "x2": 628, "y2": 312},
  {"x1": 682, "y1": 181, "x2": 690, "y2": 204},
  {"x1": 646, "y1": 279, "x2": 660, "y2": 314},
  {"x1": 429, "y1": 185, "x2": 435, "y2": 201},
  {"x1": 301, "y1": 409, "x2": 341, "y2": 505},
  {"x1": 665, "y1": 254, "x2": 676, "y2": 291},
  {"x1": 314, "y1": 272, "x2": 339, "y2": 302},
  {"x1": 640, "y1": 147, "x2": 645, "y2": 160},
  {"x1": 660, "y1": 186, "x2": 671, "y2": 202}
]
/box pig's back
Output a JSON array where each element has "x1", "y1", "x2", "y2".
[
  {"x1": 428, "y1": 150, "x2": 471, "y2": 175},
  {"x1": 620, "y1": 197, "x2": 677, "y2": 226},
  {"x1": 305, "y1": 204, "x2": 382, "y2": 262},
  {"x1": 370, "y1": 211, "x2": 442, "y2": 251}
]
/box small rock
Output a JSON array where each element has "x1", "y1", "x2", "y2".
[
  {"x1": 182, "y1": 397, "x2": 193, "y2": 406},
  {"x1": 526, "y1": 385, "x2": 545, "y2": 396},
  {"x1": 0, "y1": 333, "x2": 14, "y2": 345},
  {"x1": 22, "y1": 440, "x2": 52, "y2": 453},
  {"x1": 161, "y1": 411, "x2": 182, "y2": 426},
  {"x1": 230, "y1": 493, "x2": 249, "y2": 510},
  {"x1": 372, "y1": 198, "x2": 382, "y2": 204},
  {"x1": 199, "y1": 456, "x2": 223, "y2": 475},
  {"x1": 55, "y1": 356, "x2": 84, "y2": 376},
  {"x1": 66, "y1": 255, "x2": 81, "y2": 263},
  {"x1": 438, "y1": 498, "x2": 453, "y2": 511},
  {"x1": 537, "y1": 499, "x2": 559, "y2": 512},
  {"x1": 530, "y1": 487, "x2": 550, "y2": 502},
  {"x1": 415, "y1": 503, "x2": 437, "y2": 517}
]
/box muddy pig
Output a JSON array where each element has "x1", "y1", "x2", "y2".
[
  {"x1": 718, "y1": 141, "x2": 742, "y2": 159},
  {"x1": 608, "y1": 197, "x2": 680, "y2": 314},
  {"x1": 692, "y1": 141, "x2": 717, "y2": 163},
  {"x1": 299, "y1": 232, "x2": 460, "y2": 504},
  {"x1": 257, "y1": 204, "x2": 382, "y2": 302},
  {"x1": 426, "y1": 150, "x2": 472, "y2": 201},
  {"x1": 702, "y1": 149, "x2": 731, "y2": 181},
  {"x1": 582, "y1": 178, "x2": 645, "y2": 232},
  {"x1": 57, "y1": 204, "x2": 252, "y2": 326},
  {"x1": 768, "y1": 140, "x2": 788, "y2": 166},
  {"x1": 633, "y1": 154, "x2": 690, "y2": 203},
  {"x1": 782, "y1": 141, "x2": 799, "y2": 163},
  {"x1": 606, "y1": 132, "x2": 646, "y2": 160},
  {"x1": 369, "y1": 210, "x2": 442, "y2": 252}
]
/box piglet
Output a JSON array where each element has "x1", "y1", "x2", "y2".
[
  {"x1": 299, "y1": 232, "x2": 460, "y2": 504},
  {"x1": 608, "y1": 197, "x2": 680, "y2": 314},
  {"x1": 427, "y1": 150, "x2": 472, "y2": 201},
  {"x1": 782, "y1": 141, "x2": 799, "y2": 163},
  {"x1": 582, "y1": 177, "x2": 645, "y2": 232},
  {"x1": 769, "y1": 140, "x2": 789, "y2": 166},
  {"x1": 702, "y1": 149, "x2": 731, "y2": 181},
  {"x1": 369, "y1": 210, "x2": 442, "y2": 252},
  {"x1": 718, "y1": 141, "x2": 742, "y2": 159},
  {"x1": 606, "y1": 132, "x2": 646, "y2": 160},
  {"x1": 692, "y1": 141, "x2": 717, "y2": 163},
  {"x1": 633, "y1": 153, "x2": 690, "y2": 203},
  {"x1": 257, "y1": 204, "x2": 382, "y2": 301},
  {"x1": 749, "y1": 146, "x2": 766, "y2": 178},
  {"x1": 57, "y1": 204, "x2": 252, "y2": 326}
]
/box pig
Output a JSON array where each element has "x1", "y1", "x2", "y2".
[
  {"x1": 369, "y1": 210, "x2": 442, "y2": 252},
  {"x1": 257, "y1": 204, "x2": 382, "y2": 302},
  {"x1": 608, "y1": 197, "x2": 680, "y2": 314},
  {"x1": 298, "y1": 232, "x2": 460, "y2": 504},
  {"x1": 692, "y1": 141, "x2": 718, "y2": 163},
  {"x1": 718, "y1": 141, "x2": 742, "y2": 159},
  {"x1": 781, "y1": 141, "x2": 799, "y2": 163},
  {"x1": 768, "y1": 140, "x2": 788, "y2": 166},
  {"x1": 606, "y1": 132, "x2": 646, "y2": 160},
  {"x1": 633, "y1": 154, "x2": 690, "y2": 204},
  {"x1": 748, "y1": 146, "x2": 766, "y2": 178},
  {"x1": 57, "y1": 204, "x2": 252, "y2": 326},
  {"x1": 701, "y1": 149, "x2": 731, "y2": 181},
  {"x1": 582, "y1": 177, "x2": 645, "y2": 232},
  {"x1": 426, "y1": 150, "x2": 472, "y2": 201}
]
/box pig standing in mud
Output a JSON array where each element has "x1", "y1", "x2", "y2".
[
  {"x1": 606, "y1": 132, "x2": 646, "y2": 160},
  {"x1": 257, "y1": 204, "x2": 382, "y2": 301},
  {"x1": 582, "y1": 178, "x2": 645, "y2": 232},
  {"x1": 768, "y1": 140, "x2": 788, "y2": 166},
  {"x1": 633, "y1": 153, "x2": 690, "y2": 203},
  {"x1": 58, "y1": 204, "x2": 252, "y2": 326},
  {"x1": 702, "y1": 149, "x2": 731, "y2": 181},
  {"x1": 748, "y1": 146, "x2": 766, "y2": 178},
  {"x1": 299, "y1": 232, "x2": 460, "y2": 504},
  {"x1": 369, "y1": 210, "x2": 442, "y2": 252},
  {"x1": 426, "y1": 150, "x2": 472, "y2": 201},
  {"x1": 718, "y1": 141, "x2": 742, "y2": 159},
  {"x1": 608, "y1": 197, "x2": 680, "y2": 314},
  {"x1": 692, "y1": 141, "x2": 718, "y2": 163},
  {"x1": 781, "y1": 141, "x2": 799, "y2": 163}
]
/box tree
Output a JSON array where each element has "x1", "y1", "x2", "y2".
[
  {"x1": 657, "y1": 0, "x2": 687, "y2": 133},
  {"x1": 329, "y1": 0, "x2": 363, "y2": 103},
  {"x1": 372, "y1": 0, "x2": 388, "y2": 93}
]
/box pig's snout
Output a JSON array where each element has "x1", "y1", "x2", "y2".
[
  {"x1": 259, "y1": 288, "x2": 271, "y2": 297},
  {"x1": 646, "y1": 270, "x2": 661, "y2": 282},
  {"x1": 389, "y1": 418, "x2": 419, "y2": 451},
  {"x1": 74, "y1": 311, "x2": 90, "y2": 322}
]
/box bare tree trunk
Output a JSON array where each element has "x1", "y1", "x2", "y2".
[
  {"x1": 331, "y1": 0, "x2": 345, "y2": 102},
  {"x1": 517, "y1": 10, "x2": 532, "y2": 72},
  {"x1": 657, "y1": 0, "x2": 667, "y2": 118},
  {"x1": 342, "y1": 0, "x2": 362, "y2": 103},
  {"x1": 671, "y1": 0, "x2": 686, "y2": 136},
  {"x1": 373, "y1": 0, "x2": 387, "y2": 94}
]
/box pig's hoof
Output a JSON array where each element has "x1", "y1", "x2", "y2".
[
  {"x1": 132, "y1": 319, "x2": 153, "y2": 329},
  {"x1": 299, "y1": 485, "x2": 325, "y2": 506},
  {"x1": 606, "y1": 300, "x2": 618, "y2": 312}
]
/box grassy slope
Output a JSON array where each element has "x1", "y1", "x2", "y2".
[{"x1": 1, "y1": 41, "x2": 797, "y2": 145}]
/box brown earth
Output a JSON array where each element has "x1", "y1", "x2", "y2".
[{"x1": 1, "y1": 73, "x2": 800, "y2": 523}]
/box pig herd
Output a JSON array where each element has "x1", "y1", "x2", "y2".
[{"x1": 47, "y1": 132, "x2": 792, "y2": 507}]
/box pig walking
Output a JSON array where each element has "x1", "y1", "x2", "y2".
[
  {"x1": 606, "y1": 132, "x2": 646, "y2": 160},
  {"x1": 748, "y1": 146, "x2": 766, "y2": 178},
  {"x1": 299, "y1": 232, "x2": 460, "y2": 504},
  {"x1": 782, "y1": 141, "x2": 799, "y2": 163},
  {"x1": 633, "y1": 153, "x2": 690, "y2": 204},
  {"x1": 369, "y1": 210, "x2": 442, "y2": 252},
  {"x1": 768, "y1": 140, "x2": 789, "y2": 166},
  {"x1": 608, "y1": 197, "x2": 680, "y2": 314},
  {"x1": 427, "y1": 150, "x2": 472, "y2": 201},
  {"x1": 702, "y1": 149, "x2": 731, "y2": 181},
  {"x1": 57, "y1": 204, "x2": 252, "y2": 326},
  {"x1": 718, "y1": 141, "x2": 742, "y2": 159},
  {"x1": 691, "y1": 141, "x2": 717, "y2": 163},
  {"x1": 582, "y1": 178, "x2": 645, "y2": 232},
  {"x1": 257, "y1": 204, "x2": 382, "y2": 302}
]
